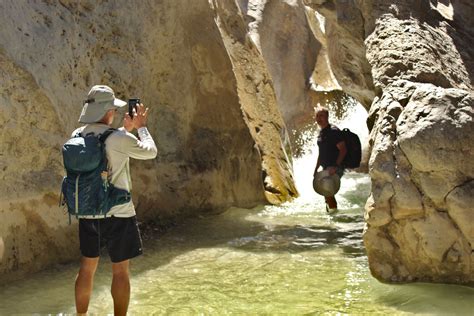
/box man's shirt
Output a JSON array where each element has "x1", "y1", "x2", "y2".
[{"x1": 317, "y1": 124, "x2": 344, "y2": 168}]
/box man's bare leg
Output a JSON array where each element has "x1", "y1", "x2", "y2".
[
  {"x1": 111, "y1": 259, "x2": 130, "y2": 316},
  {"x1": 75, "y1": 256, "x2": 100, "y2": 315},
  {"x1": 325, "y1": 196, "x2": 338, "y2": 211}
]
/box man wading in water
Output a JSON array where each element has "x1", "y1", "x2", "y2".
[
  {"x1": 73, "y1": 85, "x2": 157, "y2": 315},
  {"x1": 313, "y1": 107, "x2": 347, "y2": 213}
]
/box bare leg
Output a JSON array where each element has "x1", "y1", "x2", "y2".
[
  {"x1": 325, "y1": 196, "x2": 338, "y2": 210},
  {"x1": 75, "y1": 256, "x2": 100, "y2": 315},
  {"x1": 111, "y1": 260, "x2": 130, "y2": 316}
]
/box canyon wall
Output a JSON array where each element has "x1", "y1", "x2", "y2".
[
  {"x1": 0, "y1": 0, "x2": 296, "y2": 282},
  {"x1": 1, "y1": 0, "x2": 472, "y2": 285},
  {"x1": 305, "y1": 0, "x2": 473, "y2": 283}
]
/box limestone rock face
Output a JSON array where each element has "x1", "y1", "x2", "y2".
[
  {"x1": 304, "y1": 0, "x2": 376, "y2": 108},
  {"x1": 0, "y1": 0, "x2": 296, "y2": 281},
  {"x1": 306, "y1": 0, "x2": 474, "y2": 283},
  {"x1": 363, "y1": 0, "x2": 474, "y2": 283},
  {"x1": 209, "y1": 0, "x2": 298, "y2": 204},
  {"x1": 366, "y1": 81, "x2": 473, "y2": 283},
  {"x1": 246, "y1": 0, "x2": 319, "y2": 128}
]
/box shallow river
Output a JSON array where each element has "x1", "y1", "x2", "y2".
[
  {"x1": 1, "y1": 172, "x2": 473, "y2": 315},
  {"x1": 1, "y1": 107, "x2": 473, "y2": 314}
]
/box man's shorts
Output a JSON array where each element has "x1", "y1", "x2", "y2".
[
  {"x1": 79, "y1": 216, "x2": 143, "y2": 263},
  {"x1": 335, "y1": 167, "x2": 345, "y2": 178}
]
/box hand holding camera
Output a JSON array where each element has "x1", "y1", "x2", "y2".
[
  {"x1": 123, "y1": 98, "x2": 150, "y2": 132},
  {"x1": 128, "y1": 98, "x2": 140, "y2": 119}
]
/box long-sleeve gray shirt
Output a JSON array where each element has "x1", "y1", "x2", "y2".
[{"x1": 72, "y1": 123, "x2": 157, "y2": 218}]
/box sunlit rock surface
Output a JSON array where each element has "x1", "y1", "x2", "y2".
[
  {"x1": 367, "y1": 82, "x2": 473, "y2": 283},
  {"x1": 0, "y1": 0, "x2": 296, "y2": 282},
  {"x1": 304, "y1": 0, "x2": 376, "y2": 108},
  {"x1": 247, "y1": 0, "x2": 319, "y2": 129},
  {"x1": 209, "y1": 0, "x2": 298, "y2": 204}
]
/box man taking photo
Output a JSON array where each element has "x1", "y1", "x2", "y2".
[{"x1": 71, "y1": 85, "x2": 157, "y2": 315}]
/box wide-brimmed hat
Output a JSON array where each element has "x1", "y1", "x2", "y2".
[
  {"x1": 313, "y1": 170, "x2": 341, "y2": 197},
  {"x1": 78, "y1": 85, "x2": 127, "y2": 123}
]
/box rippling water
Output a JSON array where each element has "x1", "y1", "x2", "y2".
[
  {"x1": 1, "y1": 107, "x2": 473, "y2": 314},
  {"x1": 1, "y1": 174, "x2": 472, "y2": 315}
]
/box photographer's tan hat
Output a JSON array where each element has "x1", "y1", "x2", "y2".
[
  {"x1": 79, "y1": 85, "x2": 127, "y2": 123},
  {"x1": 313, "y1": 170, "x2": 341, "y2": 197}
]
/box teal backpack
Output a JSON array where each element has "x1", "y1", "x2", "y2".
[{"x1": 60, "y1": 128, "x2": 131, "y2": 220}]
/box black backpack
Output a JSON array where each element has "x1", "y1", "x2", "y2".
[{"x1": 341, "y1": 128, "x2": 361, "y2": 168}]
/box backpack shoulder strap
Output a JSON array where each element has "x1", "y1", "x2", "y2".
[
  {"x1": 73, "y1": 126, "x2": 87, "y2": 138},
  {"x1": 98, "y1": 128, "x2": 116, "y2": 143},
  {"x1": 98, "y1": 128, "x2": 116, "y2": 173}
]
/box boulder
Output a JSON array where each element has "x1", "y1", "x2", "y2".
[{"x1": 365, "y1": 81, "x2": 473, "y2": 283}]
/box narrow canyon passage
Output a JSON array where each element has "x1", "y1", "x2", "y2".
[
  {"x1": 0, "y1": 108, "x2": 472, "y2": 314},
  {"x1": 1, "y1": 0, "x2": 472, "y2": 287}
]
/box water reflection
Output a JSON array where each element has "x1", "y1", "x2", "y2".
[{"x1": 228, "y1": 223, "x2": 364, "y2": 256}]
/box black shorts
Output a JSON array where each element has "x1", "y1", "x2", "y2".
[{"x1": 79, "y1": 216, "x2": 143, "y2": 263}]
